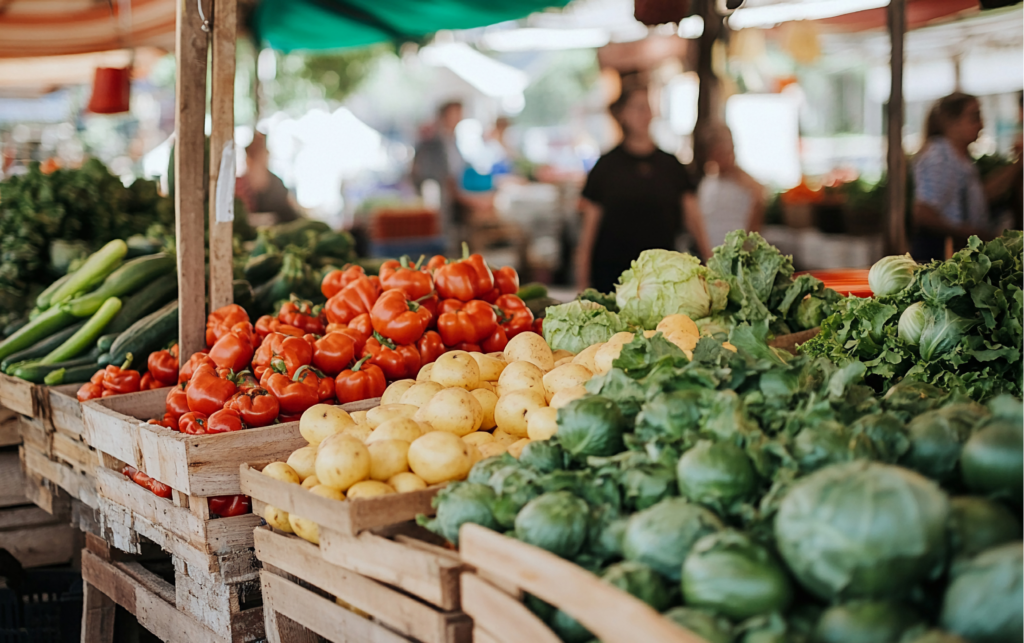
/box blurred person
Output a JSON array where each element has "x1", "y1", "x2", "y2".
[
  {"x1": 911, "y1": 92, "x2": 1021, "y2": 261},
  {"x1": 236, "y1": 132, "x2": 300, "y2": 225},
  {"x1": 411, "y1": 101, "x2": 466, "y2": 247},
  {"x1": 575, "y1": 86, "x2": 711, "y2": 293},
  {"x1": 697, "y1": 123, "x2": 764, "y2": 249}
]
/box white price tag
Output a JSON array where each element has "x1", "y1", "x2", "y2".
[{"x1": 215, "y1": 141, "x2": 236, "y2": 223}]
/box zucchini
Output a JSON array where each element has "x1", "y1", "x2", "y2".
[
  {"x1": 44, "y1": 362, "x2": 102, "y2": 386},
  {"x1": 65, "y1": 253, "x2": 176, "y2": 318},
  {"x1": 108, "y1": 301, "x2": 178, "y2": 367},
  {"x1": 40, "y1": 298, "x2": 122, "y2": 365},
  {"x1": 0, "y1": 306, "x2": 77, "y2": 363},
  {"x1": 516, "y1": 282, "x2": 548, "y2": 301},
  {"x1": 10, "y1": 354, "x2": 101, "y2": 384},
  {"x1": 35, "y1": 272, "x2": 74, "y2": 310},
  {"x1": 45, "y1": 240, "x2": 127, "y2": 307},
  {"x1": 97, "y1": 333, "x2": 119, "y2": 353},
  {"x1": 105, "y1": 271, "x2": 179, "y2": 334},
  {"x1": 2, "y1": 316, "x2": 30, "y2": 340},
  {"x1": 243, "y1": 253, "x2": 282, "y2": 284},
  {"x1": 97, "y1": 352, "x2": 112, "y2": 368},
  {"x1": 1, "y1": 320, "x2": 88, "y2": 373}
]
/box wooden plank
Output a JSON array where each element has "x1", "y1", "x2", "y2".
[
  {"x1": 175, "y1": 0, "x2": 211, "y2": 361},
  {"x1": 264, "y1": 609, "x2": 320, "y2": 643},
  {"x1": 0, "y1": 372, "x2": 42, "y2": 417},
  {"x1": 260, "y1": 570, "x2": 411, "y2": 643},
  {"x1": 459, "y1": 524, "x2": 709, "y2": 643},
  {"x1": 256, "y1": 527, "x2": 465, "y2": 643},
  {"x1": 0, "y1": 521, "x2": 75, "y2": 568},
  {"x1": 22, "y1": 470, "x2": 71, "y2": 517},
  {"x1": 82, "y1": 550, "x2": 229, "y2": 643},
  {"x1": 887, "y1": 0, "x2": 908, "y2": 255},
  {"x1": 319, "y1": 526, "x2": 462, "y2": 610},
  {"x1": 0, "y1": 449, "x2": 25, "y2": 507},
  {"x1": 21, "y1": 444, "x2": 98, "y2": 507},
  {"x1": 52, "y1": 432, "x2": 95, "y2": 473},
  {"x1": 47, "y1": 384, "x2": 84, "y2": 436},
  {"x1": 460, "y1": 574, "x2": 560, "y2": 643},
  {"x1": 0, "y1": 504, "x2": 62, "y2": 530},
  {"x1": 82, "y1": 581, "x2": 117, "y2": 643},
  {"x1": 474, "y1": 627, "x2": 502, "y2": 643},
  {"x1": 18, "y1": 415, "x2": 51, "y2": 458},
  {"x1": 208, "y1": 0, "x2": 236, "y2": 310},
  {"x1": 0, "y1": 411, "x2": 21, "y2": 447}
]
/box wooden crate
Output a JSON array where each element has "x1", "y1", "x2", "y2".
[
  {"x1": 0, "y1": 372, "x2": 47, "y2": 418},
  {"x1": 19, "y1": 411, "x2": 99, "y2": 509},
  {"x1": 257, "y1": 527, "x2": 471, "y2": 643},
  {"x1": 46, "y1": 383, "x2": 86, "y2": 435},
  {"x1": 458, "y1": 524, "x2": 708, "y2": 643},
  {"x1": 768, "y1": 327, "x2": 821, "y2": 354},
  {"x1": 0, "y1": 450, "x2": 78, "y2": 568}
]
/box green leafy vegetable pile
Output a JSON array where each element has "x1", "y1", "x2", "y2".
[
  {"x1": 803, "y1": 231, "x2": 1023, "y2": 401},
  {"x1": 425, "y1": 328, "x2": 1023, "y2": 643}
]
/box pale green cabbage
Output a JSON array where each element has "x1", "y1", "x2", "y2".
[
  {"x1": 868, "y1": 253, "x2": 917, "y2": 297},
  {"x1": 542, "y1": 300, "x2": 626, "y2": 354},
  {"x1": 614, "y1": 249, "x2": 727, "y2": 330}
]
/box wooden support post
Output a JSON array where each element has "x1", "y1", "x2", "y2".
[
  {"x1": 692, "y1": 0, "x2": 723, "y2": 181},
  {"x1": 81, "y1": 582, "x2": 116, "y2": 643},
  {"x1": 175, "y1": 0, "x2": 211, "y2": 360},
  {"x1": 887, "y1": 0, "x2": 908, "y2": 255},
  {"x1": 209, "y1": 0, "x2": 237, "y2": 310}
]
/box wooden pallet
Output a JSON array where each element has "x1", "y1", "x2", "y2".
[
  {"x1": 458, "y1": 524, "x2": 708, "y2": 643},
  {"x1": 257, "y1": 527, "x2": 471, "y2": 643}
]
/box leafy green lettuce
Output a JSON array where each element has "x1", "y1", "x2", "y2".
[
  {"x1": 614, "y1": 249, "x2": 728, "y2": 330},
  {"x1": 542, "y1": 300, "x2": 626, "y2": 354}
]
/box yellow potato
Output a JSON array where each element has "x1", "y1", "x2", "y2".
[
  {"x1": 471, "y1": 388, "x2": 498, "y2": 430},
  {"x1": 551, "y1": 349, "x2": 575, "y2": 361},
  {"x1": 550, "y1": 385, "x2": 588, "y2": 409},
  {"x1": 470, "y1": 352, "x2": 507, "y2": 381},
  {"x1": 492, "y1": 429, "x2": 518, "y2": 447},
  {"x1": 314, "y1": 435, "x2": 371, "y2": 491},
  {"x1": 478, "y1": 442, "x2": 509, "y2": 459},
  {"x1": 471, "y1": 380, "x2": 495, "y2": 393},
  {"x1": 301, "y1": 475, "x2": 320, "y2": 490},
  {"x1": 594, "y1": 342, "x2": 624, "y2": 373},
  {"x1": 366, "y1": 417, "x2": 422, "y2": 444},
  {"x1": 381, "y1": 379, "x2": 417, "y2": 405},
  {"x1": 261, "y1": 462, "x2": 301, "y2": 485},
  {"x1": 416, "y1": 362, "x2": 434, "y2": 382},
  {"x1": 486, "y1": 352, "x2": 507, "y2": 362},
  {"x1": 508, "y1": 438, "x2": 531, "y2": 459},
  {"x1": 388, "y1": 472, "x2": 427, "y2": 493},
  {"x1": 467, "y1": 443, "x2": 483, "y2": 465},
  {"x1": 290, "y1": 485, "x2": 344, "y2": 544},
  {"x1": 553, "y1": 356, "x2": 574, "y2": 368},
  {"x1": 263, "y1": 505, "x2": 293, "y2": 533},
  {"x1": 415, "y1": 420, "x2": 435, "y2": 434},
  {"x1": 286, "y1": 446, "x2": 318, "y2": 481},
  {"x1": 497, "y1": 360, "x2": 546, "y2": 395},
  {"x1": 367, "y1": 439, "x2": 410, "y2": 481},
  {"x1": 572, "y1": 343, "x2": 603, "y2": 373},
  {"x1": 350, "y1": 410, "x2": 368, "y2": 424},
  {"x1": 431, "y1": 351, "x2": 481, "y2": 389},
  {"x1": 722, "y1": 341, "x2": 737, "y2": 353},
  {"x1": 657, "y1": 313, "x2": 699, "y2": 338},
  {"x1": 494, "y1": 388, "x2": 547, "y2": 438},
  {"x1": 643, "y1": 330, "x2": 658, "y2": 338},
  {"x1": 407, "y1": 431, "x2": 473, "y2": 484},
  {"x1": 420, "y1": 387, "x2": 483, "y2": 436},
  {"x1": 607, "y1": 331, "x2": 636, "y2": 346},
  {"x1": 543, "y1": 364, "x2": 593, "y2": 402},
  {"x1": 463, "y1": 431, "x2": 495, "y2": 446},
  {"x1": 399, "y1": 381, "x2": 444, "y2": 407},
  {"x1": 526, "y1": 406, "x2": 559, "y2": 441},
  {"x1": 346, "y1": 480, "x2": 395, "y2": 499},
  {"x1": 299, "y1": 404, "x2": 355, "y2": 446},
  {"x1": 504, "y1": 332, "x2": 554, "y2": 371},
  {"x1": 366, "y1": 404, "x2": 419, "y2": 429},
  {"x1": 340, "y1": 423, "x2": 373, "y2": 443},
  {"x1": 666, "y1": 330, "x2": 698, "y2": 352}
]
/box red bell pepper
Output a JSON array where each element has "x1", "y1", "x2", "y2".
[
  {"x1": 262, "y1": 365, "x2": 321, "y2": 416},
  {"x1": 140, "y1": 372, "x2": 165, "y2": 391},
  {"x1": 224, "y1": 388, "x2": 280, "y2": 428},
  {"x1": 347, "y1": 313, "x2": 374, "y2": 344},
  {"x1": 102, "y1": 358, "x2": 141, "y2": 395},
  {"x1": 179, "y1": 351, "x2": 213, "y2": 384},
  {"x1": 380, "y1": 256, "x2": 434, "y2": 301},
  {"x1": 324, "y1": 276, "x2": 382, "y2": 325},
  {"x1": 479, "y1": 267, "x2": 519, "y2": 303},
  {"x1": 149, "y1": 479, "x2": 172, "y2": 498},
  {"x1": 77, "y1": 370, "x2": 104, "y2": 402},
  {"x1": 370, "y1": 289, "x2": 432, "y2": 346},
  {"x1": 417, "y1": 331, "x2": 445, "y2": 366},
  {"x1": 162, "y1": 413, "x2": 180, "y2": 431},
  {"x1": 452, "y1": 342, "x2": 483, "y2": 353},
  {"x1": 185, "y1": 364, "x2": 237, "y2": 416},
  {"x1": 278, "y1": 298, "x2": 326, "y2": 335},
  {"x1": 434, "y1": 243, "x2": 494, "y2": 302},
  {"x1": 335, "y1": 356, "x2": 386, "y2": 404},
  {"x1": 481, "y1": 325, "x2": 508, "y2": 353},
  {"x1": 304, "y1": 366, "x2": 336, "y2": 403},
  {"x1": 321, "y1": 264, "x2": 366, "y2": 299},
  {"x1": 206, "y1": 304, "x2": 249, "y2": 348},
  {"x1": 147, "y1": 345, "x2": 179, "y2": 386},
  {"x1": 533, "y1": 317, "x2": 543, "y2": 335},
  {"x1": 252, "y1": 333, "x2": 314, "y2": 380},
  {"x1": 362, "y1": 334, "x2": 421, "y2": 381},
  {"x1": 207, "y1": 408, "x2": 245, "y2": 434},
  {"x1": 436, "y1": 299, "x2": 498, "y2": 346},
  {"x1": 495, "y1": 294, "x2": 535, "y2": 339},
  {"x1": 255, "y1": 315, "x2": 303, "y2": 343},
  {"x1": 208, "y1": 494, "x2": 250, "y2": 518},
  {"x1": 165, "y1": 384, "x2": 190, "y2": 420},
  {"x1": 312, "y1": 331, "x2": 358, "y2": 376},
  {"x1": 209, "y1": 322, "x2": 256, "y2": 372},
  {"x1": 179, "y1": 412, "x2": 209, "y2": 435},
  {"x1": 422, "y1": 255, "x2": 448, "y2": 274}
]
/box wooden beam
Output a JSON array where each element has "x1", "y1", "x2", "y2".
[
  {"x1": 209, "y1": 0, "x2": 237, "y2": 311},
  {"x1": 692, "y1": 0, "x2": 723, "y2": 181},
  {"x1": 175, "y1": 0, "x2": 211, "y2": 360},
  {"x1": 887, "y1": 0, "x2": 908, "y2": 255}
]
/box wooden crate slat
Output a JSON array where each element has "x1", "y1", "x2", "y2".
[
  {"x1": 22, "y1": 442, "x2": 99, "y2": 508},
  {"x1": 47, "y1": 384, "x2": 84, "y2": 436},
  {"x1": 0, "y1": 519, "x2": 76, "y2": 568},
  {"x1": 0, "y1": 449, "x2": 26, "y2": 507},
  {"x1": 0, "y1": 407, "x2": 21, "y2": 447},
  {"x1": 0, "y1": 372, "x2": 44, "y2": 418},
  {"x1": 460, "y1": 574, "x2": 559, "y2": 643}
]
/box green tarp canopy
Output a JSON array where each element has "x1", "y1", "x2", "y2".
[{"x1": 254, "y1": 0, "x2": 573, "y2": 51}]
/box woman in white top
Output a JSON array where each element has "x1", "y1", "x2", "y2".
[{"x1": 697, "y1": 124, "x2": 765, "y2": 249}]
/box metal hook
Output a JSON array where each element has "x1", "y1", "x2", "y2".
[{"x1": 198, "y1": 0, "x2": 210, "y2": 32}]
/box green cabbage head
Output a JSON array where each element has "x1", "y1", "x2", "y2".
[
  {"x1": 940, "y1": 542, "x2": 1023, "y2": 643},
  {"x1": 513, "y1": 491, "x2": 590, "y2": 558},
  {"x1": 868, "y1": 253, "x2": 916, "y2": 297},
  {"x1": 898, "y1": 301, "x2": 927, "y2": 345},
  {"x1": 422, "y1": 482, "x2": 497, "y2": 546},
  {"x1": 615, "y1": 249, "x2": 726, "y2": 329},
  {"x1": 774, "y1": 461, "x2": 950, "y2": 600},
  {"x1": 622, "y1": 497, "x2": 723, "y2": 581},
  {"x1": 542, "y1": 300, "x2": 626, "y2": 354}
]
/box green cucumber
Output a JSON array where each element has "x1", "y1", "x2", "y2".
[
  {"x1": 97, "y1": 333, "x2": 119, "y2": 353},
  {"x1": 1, "y1": 316, "x2": 29, "y2": 339},
  {"x1": 97, "y1": 352, "x2": 112, "y2": 368},
  {"x1": 39, "y1": 298, "x2": 122, "y2": 365},
  {"x1": 44, "y1": 362, "x2": 102, "y2": 386},
  {"x1": 108, "y1": 301, "x2": 178, "y2": 367},
  {"x1": 65, "y1": 253, "x2": 176, "y2": 318},
  {"x1": 10, "y1": 354, "x2": 101, "y2": 384},
  {"x1": 1, "y1": 320, "x2": 88, "y2": 372},
  {"x1": 243, "y1": 253, "x2": 283, "y2": 284},
  {"x1": 105, "y1": 271, "x2": 179, "y2": 334},
  {"x1": 516, "y1": 282, "x2": 548, "y2": 301},
  {"x1": 46, "y1": 240, "x2": 127, "y2": 307},
  {"x1": 0, "y1": 306, "x2": 77, "y2": 363},
  {"x1": 35, "y1": 273, "x2": 74, "y2": 310}
]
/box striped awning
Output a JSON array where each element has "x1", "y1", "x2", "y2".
[{"x1": 0, "y1": 0, "x2": 176, "y2": 59}]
